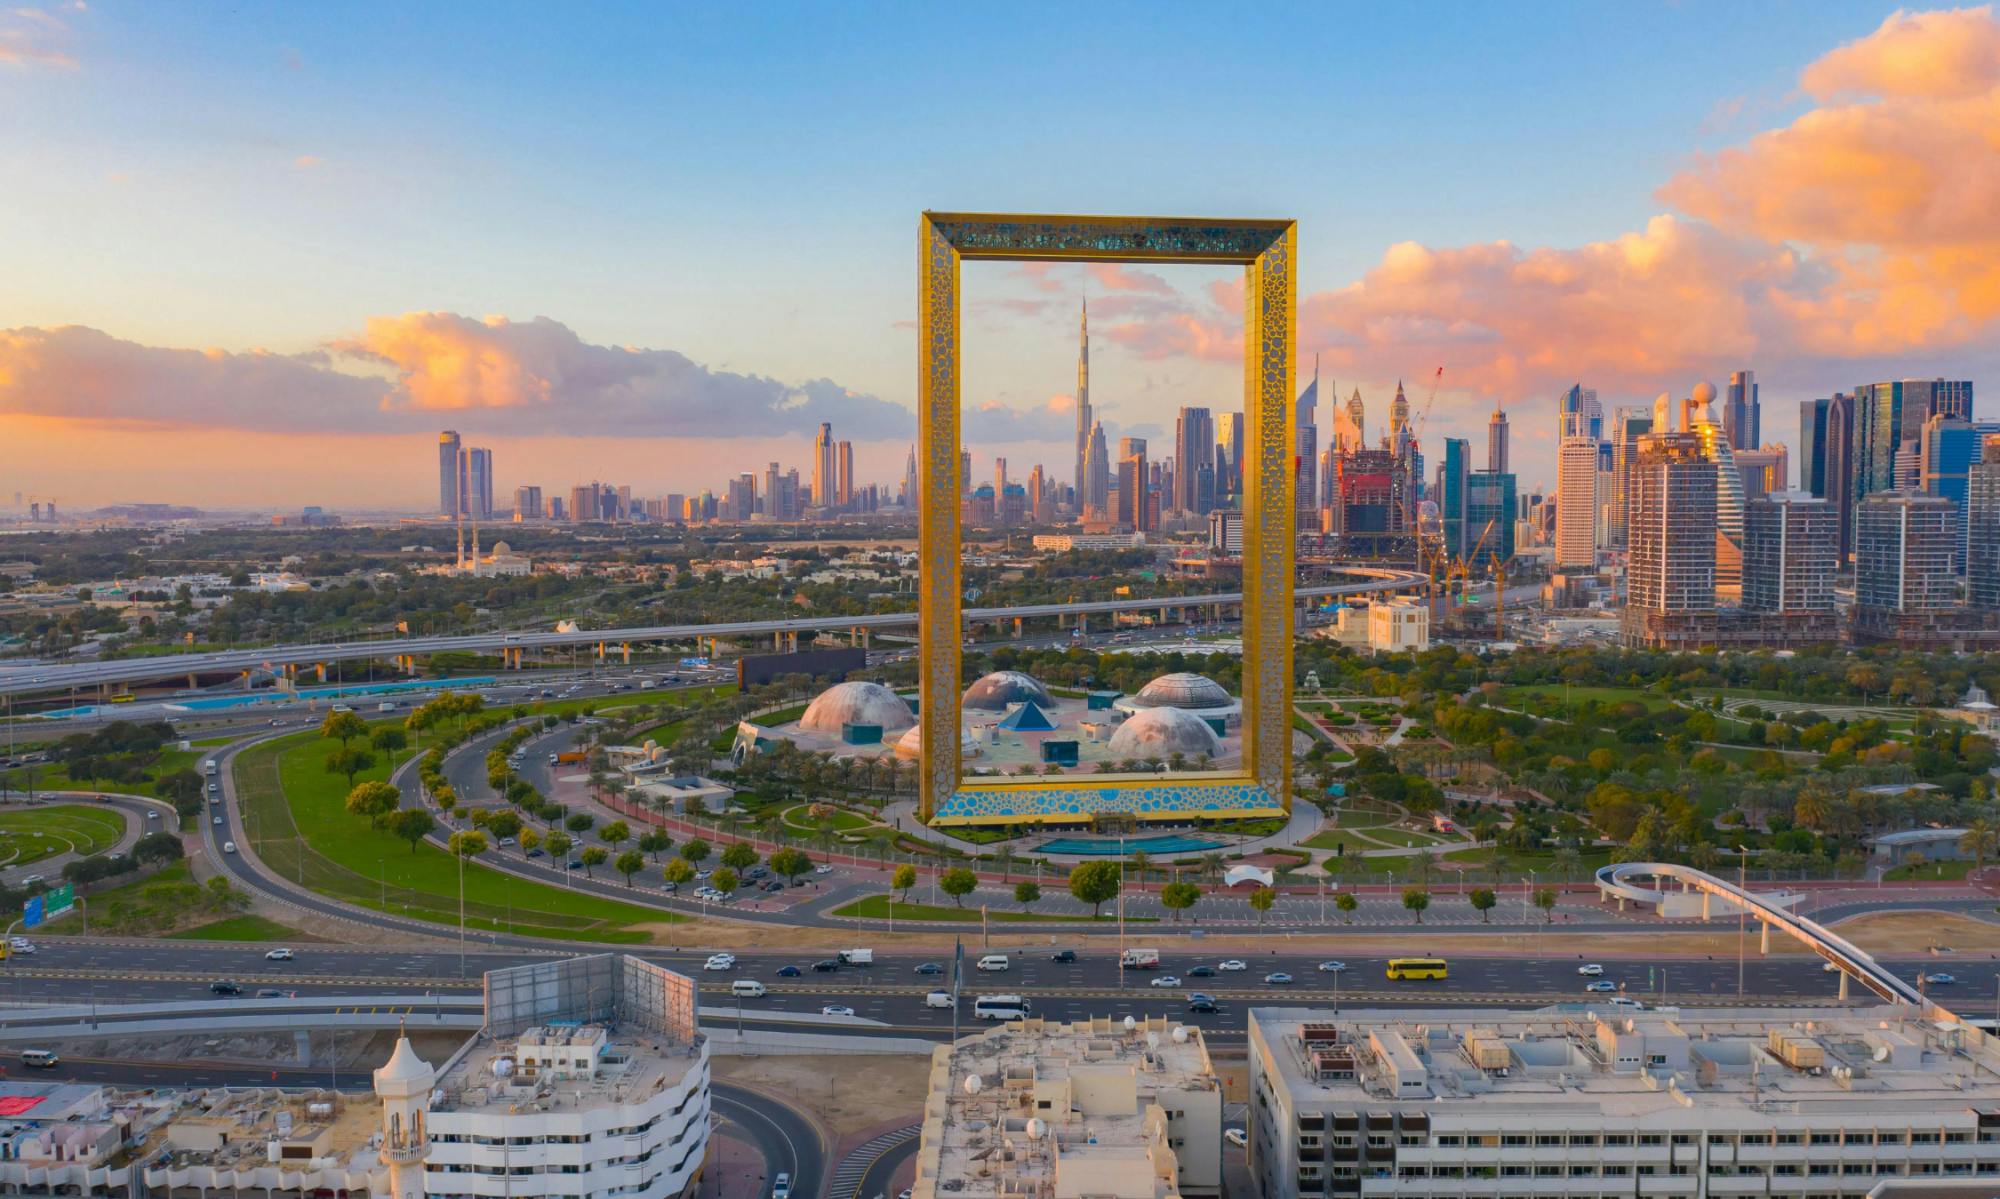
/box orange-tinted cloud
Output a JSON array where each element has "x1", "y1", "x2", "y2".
[
  {"x1": 0, "y1": 6, "x2": 77, "y2": 67},
  {"x1": 1800, "y1": 5, "x2": 2000, "y2": 99}
]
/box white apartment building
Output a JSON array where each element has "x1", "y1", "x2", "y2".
[
  {"x1": 1249, "y1": 1005, "x2": 2000, "y2": 1199},
  {"x1": 912, "y1": 1015, "x2": 1224, "y2": 1199}
]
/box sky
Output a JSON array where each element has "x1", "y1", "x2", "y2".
[{"x1": 4, "y1": 1, "x2": 2000, "y2": 508}]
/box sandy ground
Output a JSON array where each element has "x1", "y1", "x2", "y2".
[
  {"x1": 711, "y1": 1053, "x2": 933, "y2": 1139},
  {"x1": 36, "y1": 1027, "x2": 470, "y2": 1069},
  {"x1": 1831, "y1": 910, "x2": 2000, "y2": 956}
]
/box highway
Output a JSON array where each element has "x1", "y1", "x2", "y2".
[{"x1": 0, "y1": 571, "x2": 1425, "y2": 698}]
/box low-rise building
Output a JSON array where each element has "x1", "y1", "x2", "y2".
[
  {"x1": 1250, "y1": 1005, "x2": 2000, "y2": 1199},
  {"x1": 912, "y1": 1015, "x2": 1223, "y2": 1199}
]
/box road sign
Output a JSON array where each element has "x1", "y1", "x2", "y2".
[
  {"x1": 21, "y1": 895, "x2": 42, "y2": 929},
  {"x1": 44, "y1": 884, "x2": 72, "y2": 919}
]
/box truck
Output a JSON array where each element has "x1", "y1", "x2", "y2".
[
  {"x1": 1119, "y1": 948, "x2": 1161, "y2": 970},
  {"x1": 203, "y1": 759, "x2": 218, "y2": 777},
  {"x1": 837, "y1": 948, "x2": 874, "y2": 967},
  {"x1": 555, "y1": 750, "x2": 587, "y2": 765}
]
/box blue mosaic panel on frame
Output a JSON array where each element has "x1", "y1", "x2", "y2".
[{"x1": 932, "y1": 781, "x2": 1284, "y2": 821}]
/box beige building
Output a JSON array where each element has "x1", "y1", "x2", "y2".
[
  {"x1": 1366, "y1": 601, "x2": 1429, "y2": 654},
  {"x1": 912, "y1": 1015, "x2": 1223, "y2": 1199},
  {"x1": 1250, "y1": 1004, "x2": 2000, "y2": 1199}
]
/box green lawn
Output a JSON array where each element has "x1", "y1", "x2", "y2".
[
  {"x1": 1499, "y1": 684, "x2": 1672, "y2": 712},
  {"x1": 0, "y1": 804, "x2": 126, "y2": 865},
  {"x1": 168, "y1": 913, "x2": 312, "y2": 941},
  {"x1": 237, "y1": 725, "x2": 675, "y2": 942},
  {"x1": 1884, "y1": 858, "x2": 1977, "y2": 882},
  {"x1": 0, "y1": 747, "x2": 200, "y2": 798},
  {"x1": 752, "y1": 703, "x2": 809, "y2": 727},
  {"x1": 74, "y1": 861, "x2": 253, "y2": 936},
  {"x1": 1351, "y1": 825, "x2": 1451, "y2": 848},
  {"x1": 831, "y1": 894, "x2": 1152, "y2": 923},
  {"x1": 1443, "y1": 845, "x2": 1613, "y2": 880},
  {"x1": 781, "y1": 803, "x2": 873, "y2": 833},
  {"x1": 1300, "y1": 829, "x2": 1388, "y2": 852}
]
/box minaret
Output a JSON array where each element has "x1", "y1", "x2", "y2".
[
  {"x1": 374, "y1": 1030, "x2": 436, "y2": 1196},
  {"x1": 1488, "y1": 399, "x2": 1510, "y2": 474},
  {"x1": 1074, "y1": 298, "x2": 1092, "y2": 512}
]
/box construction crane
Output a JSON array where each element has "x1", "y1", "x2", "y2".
[
  {"x1": 1490, "y1": 552, "x2": 1516, "y2": 643},
  {"x1": 1449, "y1": 518, "x2": 1498, "y2": 611}
]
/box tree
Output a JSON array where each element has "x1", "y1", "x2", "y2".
[
  {"x1": 1014, "y1": 880, "x2": 1041, "y2": 912},
  {"x1": 1334, "y1": 891, "x2": 1358, "y2": 924},
  {"x1": 580, "y1": 846, "x2": 608, "y2": 877},
  {"x1": 1128, "y1": 850, "x2": 1151, "y2": 891},
  {"x1": 721, "y1": 841, "x2": 759, "y2": 872},
  {"x1": 1068, "y1": 860, "x2": 1122, "y2": 917},
  {"x1": 663, "y1": 857, "x2": 695, "y2": 887},
  {"x1": 1468, "y1": 888, "x2": 1497, "y2": 923},
  {"x1": 771, "y1": 847, "x2": 811, "y2": 883},
  {"x1": 132, "y1": 830, "x2": 184, "y2": 864},
  {"x1": 520, "y1": 827, "x2": 542, "y2": 856},
  {"x1": 390, "y1": 808, "x2": 436, "y2": 852},
  {"x1": 565, "y1": 812, "x2": 596, "y2": 835},
  {"x1": 1159, "y1": 881, "x2": 1201, "y2": 922},
  {"x1": 153, "y1": 767, "x2": 205, "y2": 820},
  {"x1": 1402, "y1": 887, "x2": 1431, "y2": 924},
  {"x1": 370, "y1": 727, "x2": 408, "y2": 757},
  {"x1": 321, "y1": 710, "x2": 367, "y2": 746},
  {"x1": 325, "y1": 747, "x2": 377, "y2": 789},
  {"x1": 892, "y1": 863, "x2": 917, "y2": 901},
  {"x1": 601, "y1": 820, "x2": 631, "y2": 851},
  {"x1": 344, "y1": 780, "x2": 401, "y2": 828},
  {"x1": 1961, "y1": 819, "x2": 2000, "y2": 867},
  {"x1": 544, "y1": 830, "x2": 573, "y2": 862},
  {"x1": 639, "y1": 830, "x2": 673, "y2": 861},
  {"x1": 681, "y1": 838, "x2": 711, "y2": 866},
  {"x1": 939, "y1": 867, "x2": 979, "y2": 907},
  {"x1": 711, "y1": 866, "x2": 738, "y2": 898},
  {"x1": 1533, "y1": 886, "x2": 1559, "y2": 922},
  {"x1": 1248, "y1": 886, "x2": 1277, "y2": 923},
  {"x1": 447, "y1": 829, "x2": 487, "y2": 859},
  {"x1": 615, "y1": 850, "x2": 647, "y2": 886}
]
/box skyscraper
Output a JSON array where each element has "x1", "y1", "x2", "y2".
[
  {"x1": 1687, "y1": 382, "x2": 1745, "y2": 597},
  {"x1": 1117, "y1": 437, "x2": 1149, "y2": 532},
  {"x1": 1608, "y1": 408, "x2": 1652, "y2": 548},
  {"x1": 1389, "y1": 380, "x2": 1411, "y2": 458},
  {"x1": 1622, "y1": 432, "x2": 1717, "y2": 648},
  {"x1": 1823, "y1": 392, "x2": 1856, "y2": 561},
  {"x1": 1074, "y1": 299, "x2": 1092, "y2": 509},
  {"x1": 1174, "y1": 406, "x2": 1215, "y2": 514},
  {"x1": 438, "y1": 431, "x2": 462, "y2": 517},
  {"x1": 1343, "y1": 388, "x2": 1365, "y2": 451},
  {"x1": 1082, "y1": 421, "x2": 1111, "y2": 523},
  {"x1": 1919, "y1": 415, "x2": 2000, "y2": 572},
  {"x1": 1970, "y1": 435, "x2": 2000, "y2": 611},
  {"x1": 1217, "y1": 412, "x2": 1244, "y2": 500},
  {"x1": 1555, "y1": 429, "x2": 1599, "y2": 571},
  {"x1": 512, "y1": 485, "x2": 542, "y2": 522},
  {"x1": 1466, "y1": 470, "x2": 1516, "y2": 564},
  {"x1": 1439, "y1": 438, "x2": 1470, "y2": 559},
  {"x1": 1855, "y1": 492, "x2": 1956, "y2": 631},
  {"x1": 901, "y1": 446, "x2": 918, "y2": 509},
  {"x1": 1798, "y1": 397, "x2": 1829, "y2": 495},
  {"x1": 1724, "y1": 370, "x2": 1759, "y2": 451},
  {"x1": 1742, "y1": 493, "x2": 1835, "y2": 618},
  {"x1": 836, "y1": 440, "x2": 854, "y2": 507},
  {"x1": 1486, "y1": 401, "x2": 1509, "y2": 475},
  {"x1": 1296, "y1": 363, "x2": 1318, "y2": 528},
  {"x1": 464, "y1": 447, "x2": 494, "y2": 520},
  {"x1": 812, "y1": 422, "x2": 836, "y2": 508}
]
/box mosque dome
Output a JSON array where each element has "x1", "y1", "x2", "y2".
[
  {"x1": 490, "y1": 540, "x2": 511, "y2": 555},
  {"x1": 1131, "y1": 672, "x2": 1232, "y2": 710},
  {"x1": 799, "y1": 681, "x2": 915, "y2": 734},
  {"x1": 1106, "y1": 706, "x2": 1223, "y2": 760},
  {"x1": 962, "y1": 670, "x2": 1052, "y2": 711},
  {"x1": 893, "y1": 722, "x2": 977, "y2": 759}
]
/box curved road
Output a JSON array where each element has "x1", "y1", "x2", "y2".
[{"x1": 712, "y1": 1085, "x2": 822, "y2": 1199}]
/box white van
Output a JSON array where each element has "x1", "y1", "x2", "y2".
[
  {"x1": 223, "y1": 841, "x2": 237, "y2": 854},
  {"x1": 20, "y1": 1049, "x2": 58, "y2": 1069},
  {"x1": 976, "y1": 954, "x2": 1010, "y2": 973},
  {"x1": 925, "y1": 990, "x2": 955, "y2": 1009},
  {"x1": 730, "y1": 980, "x2": 767, "y2": 999}
]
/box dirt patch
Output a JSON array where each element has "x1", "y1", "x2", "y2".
[
  {"x1": 1828, "y1": 910, "x2": 2000, "y2": 956},
  {"x1": 712, "y1": 1053, "x2": 932, "y2": 1139}
]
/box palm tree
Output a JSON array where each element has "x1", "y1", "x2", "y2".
[
  {"x1": 1960, "y1": 819, "x2": 2000, "y2": 867},
  {"x1": 1200, "y1": 853, "x2": 1226, "y2": 884}
]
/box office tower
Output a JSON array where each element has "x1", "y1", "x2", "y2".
[
  {"x1": 1622, "y1": 432, "x2": 1717, "y2": 648},
  {"x1": 437, "y1": 431, "x2": 462, "y2": 516},
  {"x1": 725, "y1": 474, "x2": 755, "y2": 522},
  {"x1": 1558, "y1": 383, "x2": 1602, "y2": 440},
  {"x1": 1970, "y1": 435, "x2": 2000, "y2": 610},
  {"x1": 1074, "y1": 299, "x2": 1091, "y2": 505},
  {"x1": 1735, "y1": 447, "x2": 1788, "y2": 499},
  {"x1": 568, "y1": 485, "x2": 597, "y2": 522},
  {"x1": 512, "y1": 485, "x2": 542, "y2": 522},
  {"x1": 1465, "y1": 470, "x2": 1516, "y2": 564},
  {"x1": 901, "y1": 446, "x2": 918, "y2": 508},
  {"x1": 959, "y1": 450, "x2": 971, "y2": 496},
  {"x1": 1724, "y1": 369, "x2": 1759, "y2": 450},
  {"x1": 462, "y1": 447, "x2": 493, "y2": 520},
  {"x1": 1822, "y1": 392, "x2": 1856, "y2": 561},
  {"x1": 1173, "y1": 406, "x2": 1215, "y2": 514},
  {"x1": 1799, "y1": 397, "x2": 1829, "y2": 495},
  {"x1": 1027, "y1": 464, "x2": 1048, "y2": 523},
  {"x1": 661, "y1": 494, "x2": 682, "y2": 525},
  {"x1": 1316, "y1": 447, "x2": 1335, "y2": 516},
  {"x1": 1117, "y1": 437, "x2": 1149, "y2": 532},
  {"x1": 1217, "y1": 412, "x2": 1243, "y2": 499},
  {"x1": 1855, "y1": 492, "x2": 1957, "y2": 639},
  {"x1": 1555, "y1": 432, "x2": 1599, "y2": 571},
  {"x1": 547, "y1": 496, "x2": 566, "y2": 521},
  {"x1": 1343, "y1": 388, "x2": 1365, "y2": 451},
  {"x1": 1486, "y1": 400, "x2": 1509, "y2": 474},
  {"x1": 835, "y1": 440, "x2": 853, "y2": 507},
  {"x1": 1853, "y1": 381, "x2": 1903, "y2": 504},
  {"x1": 1608, "y1": 409, "x2": 1652, "y2": 547},
  {"x1": 993, "y1": 456, "x2": 1007, "y2": 500},
  {"x1": 762, "y1": 462, "x2": 782, "y2": 518},
  {"x1": 812, "y1": 422, "x2": 836, "y2": 507},
  {"x1": 1439, "y1": 438, "x2": 1469, "y2": 559},
  {"x1": 1082, "y1": 421, "x2": 1111, "y2": 522},
  {"x1": 1743, "y1": 492, "x2": 1836, "y2": 619},
  {"x1": 1920, "y1": 416, "x2": 2000, "y2": 571},
  {"x1": 1686, "y1": 382, "x2": 1745, "y2": 596},
  {"x1": 1389, "y1": 380, "x2": 1411, "y2": 457},
  {"x1": 1296, "y1": 364, "x2": 1318, "y2": 528}
]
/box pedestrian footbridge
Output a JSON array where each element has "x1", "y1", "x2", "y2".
[{"x1": 1596, "y1": 861, "x2": 1925, "y2": 1006}]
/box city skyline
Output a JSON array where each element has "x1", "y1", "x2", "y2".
[{"x1": 5, "y1": 4, "x2": 2000, "y2": 507}]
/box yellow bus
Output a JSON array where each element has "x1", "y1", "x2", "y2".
[
  {"x1": 1386, "y1": 957, "x2": 1448, "y2": 981},
  {"x1": 108, "y1": 693, "x2": 136, "y2": 703}
]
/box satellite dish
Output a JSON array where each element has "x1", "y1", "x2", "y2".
[
  {"x1": 963, "y1": 1073, "x2": 984, "y2": 1096},
  {"x1": 1123, "y1": 1016, "x2": 1137, "y2": 1032},
  {"x1": 1171, "y1": 1026, "x2": 1190, "y2": 1044},
  {"x1": 1874, "y1": 1045, "x2": 1891, "y2": 1063},
  {"x1": 1146, "y1": 1031, "x2": 1161, "y2": 1049},
  {"x1": 1025, "y1": 1118, "x2": 1047, "y2": 1141}
]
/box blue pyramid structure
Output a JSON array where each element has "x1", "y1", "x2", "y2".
[{"x1": 995, "y1": 699, "x2": 1057, "y2": 732}]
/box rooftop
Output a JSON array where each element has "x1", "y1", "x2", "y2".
[
  {"x1": 917, "y1": 1015, "x2": 1217, "y2": 1199},
  {"x1": 1253, "y1": 1005, "x2": 2000, "y2": 1124},
  {"x1": 435, "y1": 1023, "x2": 704, "y2": 1117}
]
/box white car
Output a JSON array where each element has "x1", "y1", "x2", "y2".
[
  {"x1": 821, "y1": 1004, "x2": 855, "y2": 1017},
  {"x1": 1225, "y1": 1128, "x2": 1248, "y2": 1148},
  {"x1": 8, "y1": 938, "x2": 35, "y2": 955},
  {"x1": 1584, "y1": 979, "x2": 1617, "y2": 993},
  {"x1": 1577, "y1": 964, "x2": 1605, "y2": 976},
  {"x1": 265, "y1": 948, "x2": 295, "y2": 961},
  {"x1": 703, "y1": 954, "x2": 736, "y2": 971},
  {"x1": 1149, "y1": 975, "x2": 1182, "y2": 988},
  {"x1": 814, "y1": 864, "x2": 834, "y2": 875},
  {"x1": 1317, "y1": 960, "x2": 1346, "y2": 973},
  {"x1": 1217, "y1": 960, "x2": 1247, "y2": 972}
]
